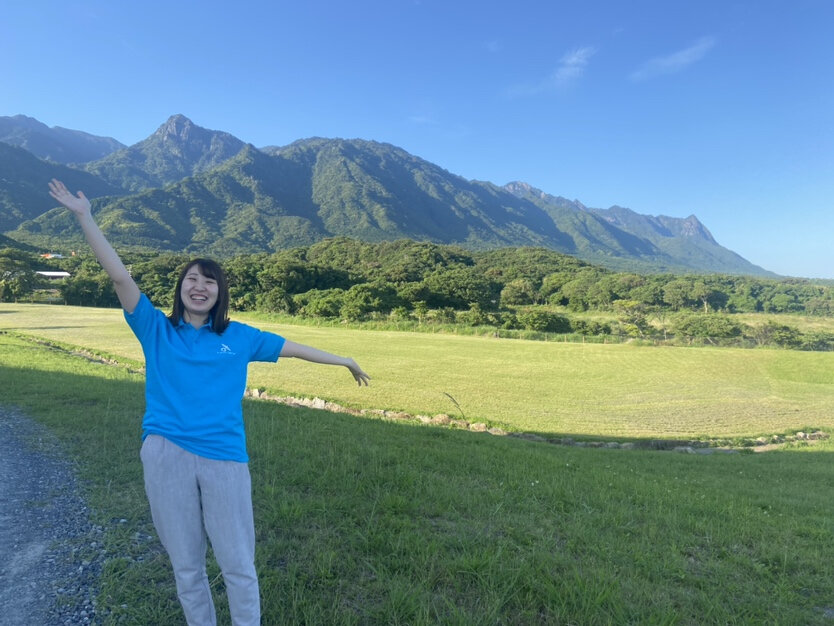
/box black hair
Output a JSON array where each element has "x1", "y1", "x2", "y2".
[{"x1": 168, "y1": 258, "x2": 230, "y2": 334}]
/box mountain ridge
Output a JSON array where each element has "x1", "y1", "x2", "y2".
[
  {"x1": 0, "y1": 114, "x2": 125, "y2": 164},
  {"x1": 0, "y1": 114, "x2": 774, "y2": 276}
]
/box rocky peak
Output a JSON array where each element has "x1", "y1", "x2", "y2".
[
  {"x1": 153, "y1": 114, "x2": 196, "y2": 142},
  {"x1": 680, "y1": 215, "x2": 716, "y2": 242}
]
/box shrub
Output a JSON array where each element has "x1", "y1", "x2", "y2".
[{"x1": 518, "y1": 310, "x2": 571, "y2": 333}]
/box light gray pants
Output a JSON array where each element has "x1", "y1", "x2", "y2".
[{"x1": 140, "y1": 435, "x2": 260, "y2": 626}]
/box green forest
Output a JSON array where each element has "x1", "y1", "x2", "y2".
[{"x1": 3, "y1": 239, "x2": 833, "y2": 350}]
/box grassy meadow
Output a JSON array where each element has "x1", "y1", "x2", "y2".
[
  {"x1": 2, "y1": 303, "x2": 834, "y2": 440},
  {"x1": 3, "y1": 303, "x2": 834, "y2": 623}
]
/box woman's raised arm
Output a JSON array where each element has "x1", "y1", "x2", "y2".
[{"x1": 48, "y1": 179, "x2": 141, "y2": 313}]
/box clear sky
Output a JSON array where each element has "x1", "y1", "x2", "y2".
[{"x1": 3, "y1": 0, "x2": 832, "y2": 278}]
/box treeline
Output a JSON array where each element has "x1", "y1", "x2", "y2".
[{"x1": 3, "y1": 239, "x2": 834, "y2": 349}]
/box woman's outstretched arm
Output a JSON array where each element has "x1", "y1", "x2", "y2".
[
  {"x1": 279, "y1": 340, "x2": 370, "y2": 386},
  {"x1": 48, "y1": 179, "x2": 141, "y2": 313}
]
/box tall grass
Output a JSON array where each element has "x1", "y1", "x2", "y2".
[{"x1": 3, "y1": 331, "x2": 834, "y2": 623}]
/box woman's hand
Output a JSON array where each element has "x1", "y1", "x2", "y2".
[
  {"x1": 345, "y1": 358, "x2": 371, "y2": 387},
  {"x1": 48, "y1": 179, "x2": 91, "y2": 217}
]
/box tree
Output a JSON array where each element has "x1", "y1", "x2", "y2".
[
  {"x1": 0, "y1": 248, "x2": 36, "y2": 302},
  {"x1": 500, "y1": 278, "x2": 537, "y2": 307},
  {"x1": 340, "y1": 282, "x2": 400, "y2": 320},
  {"x1": 255, "y1": 287, "x2": 293, "y2": 313},
  {"x1": 613, "y1": 300, "x2": 650, "y2": 337},
  {"x1": 662, "y1": 279, "x2": 693, "y2": 311},
  {"x1": 422, "y1": 267, "x2": 501, "y2": 310},
  {"x1": 295, "y1": 289, "x2": 345, "y2": 318}
]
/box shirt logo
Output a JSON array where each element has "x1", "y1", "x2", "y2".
[{"x1": 218, "y1": 343, "x2": 236, "y2": 356}]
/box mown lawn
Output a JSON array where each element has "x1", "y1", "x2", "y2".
[{"x1": 2, "y1": 302, "x2": 834, "y2": 439}]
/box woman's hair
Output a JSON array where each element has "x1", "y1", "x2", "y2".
[{"x1": 168, "y1": 258, "x2": 230, "y2": 334}]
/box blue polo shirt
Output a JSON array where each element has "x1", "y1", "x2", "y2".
[{"x1": 125, "y1": 294, "x2": 285, "y2": 462}]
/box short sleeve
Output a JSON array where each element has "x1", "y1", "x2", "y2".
[
  {"x1": 124, "y1": 294, "x2": 161, "y2": 341},
  {"x1": 246, "y1": 326, "x2": 286, "y2": 363}
]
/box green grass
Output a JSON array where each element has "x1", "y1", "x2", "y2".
[
  {"x1": 2, "y1": 303, "x2": 834, "y2": 439},
  {"x1": 4, "y1": 331, "x2": 834, "y2": 624}
]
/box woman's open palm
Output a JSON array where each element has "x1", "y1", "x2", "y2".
[{"x1": 48, "y1": 179, "x2": 91, "y2": 216}]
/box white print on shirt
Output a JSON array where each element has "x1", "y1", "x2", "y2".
[{"x1": 217, "y1": 343, "x2": 236, "y2": 356}]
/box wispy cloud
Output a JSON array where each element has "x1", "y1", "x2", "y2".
[
  {"x1": 629, "y1": 36, "x2": 716, "y2": 82},
  {"x1": 507, "y1": 46, "x2": 596, "y2": 97}
]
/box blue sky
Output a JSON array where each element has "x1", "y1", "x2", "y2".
[{"x1": 3, "y1": 0, "x2": 832, "y2": 278}]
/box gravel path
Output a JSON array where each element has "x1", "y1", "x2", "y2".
[{"x1": 0, "y1": 406, "x2": 100, "y2": 625}]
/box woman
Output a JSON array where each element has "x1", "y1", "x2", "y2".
[{"x1": 48, "y1": 179, "x2": 369, "y2": 626}]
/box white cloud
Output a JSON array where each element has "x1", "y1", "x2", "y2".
[
  {"x1": 554, "y1": 46, "x2": 596, "y2": 84},
  {"x1": 507, "y1": 46, "x2": 596, "y2": 97},
  {"x1": 629, "y1": 36, "x2": 717, "y2": 82}
]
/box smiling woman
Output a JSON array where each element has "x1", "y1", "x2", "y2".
[
  {"x1": 170, "y1": 258, "x2": 225, "y2": 330},
  {"x1": 47, "y1": 179, "x2": 371, "y2": 626}
]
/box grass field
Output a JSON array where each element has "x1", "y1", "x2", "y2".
[
  {"x1": 3, "y1": 329, "x2": 834, "y2": 624},
  {"x1": 2, "y1": 302, "x2": 834, "y2": 439}
]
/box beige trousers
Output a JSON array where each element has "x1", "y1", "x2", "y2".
[{"x1": 141, "y1": 434, "x2": 260, "y2": 626}]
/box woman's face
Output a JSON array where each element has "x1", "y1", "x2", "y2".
[{"x1": 180, "y1": 265, "x2": 219, "y2": 324}]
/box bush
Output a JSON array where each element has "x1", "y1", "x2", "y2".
[
  {"x1": 518, "y1": 310, "x2": 571, "y2": 333},
  {"x1": 571, "y1": 319, "x2": 612, "y2": 336},
  {"x1": 673, "y1": 314, "x2": 743, "y2": 340},
  {"x1": 294, "y1": 289, "x2": 345, "y2": 318}
]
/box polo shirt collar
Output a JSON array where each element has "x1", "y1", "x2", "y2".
[{"x1": 176, "y1": 316, "x2": 213, "y2": 331}]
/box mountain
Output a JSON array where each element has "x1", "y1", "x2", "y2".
[
  {"x1": 505, "y1": 182, "x2": 771, "y2": 275},
  {"x1": 1, "y1": 114, "x2": 774, "y2": 276},
  {"x1": 263, "y1": 138, "x2": 575, "y2": 249},
  {"x1": 0, "y1": 115, "x2": 125, "y2": 164},
  {"x1": 0, "y1": 142, "x2": 125, "y2": 231},
  {"x1": 0, "y1": 232, "x2": 34, "y2": 251},
  {"x1": 82, "y1": 114, "x2": 248, "y2": 192}
]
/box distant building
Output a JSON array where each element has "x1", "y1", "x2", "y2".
[
  {"x1": 36, "y1": 271, "x2": 71, "y2": 280},
  {"x1": 39, "y1": 253, "x2": 65, "y2": 259}
]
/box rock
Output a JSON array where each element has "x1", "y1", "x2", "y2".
[
  {"x1": 488, "y1": 427, "x2": 507, "y2": 436},
  {"x1": 673, "y1": 446, "x2": 696, "y2": 454},
  {"x1": 516, "y1": 433, "x2": 546, "y2": 442},
  {"x1": 431, "y1": 414, "x2": 451, "y2": 425},
  {"x1": 469, "y1": 423, "x2": 488, "y2": 432}
]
